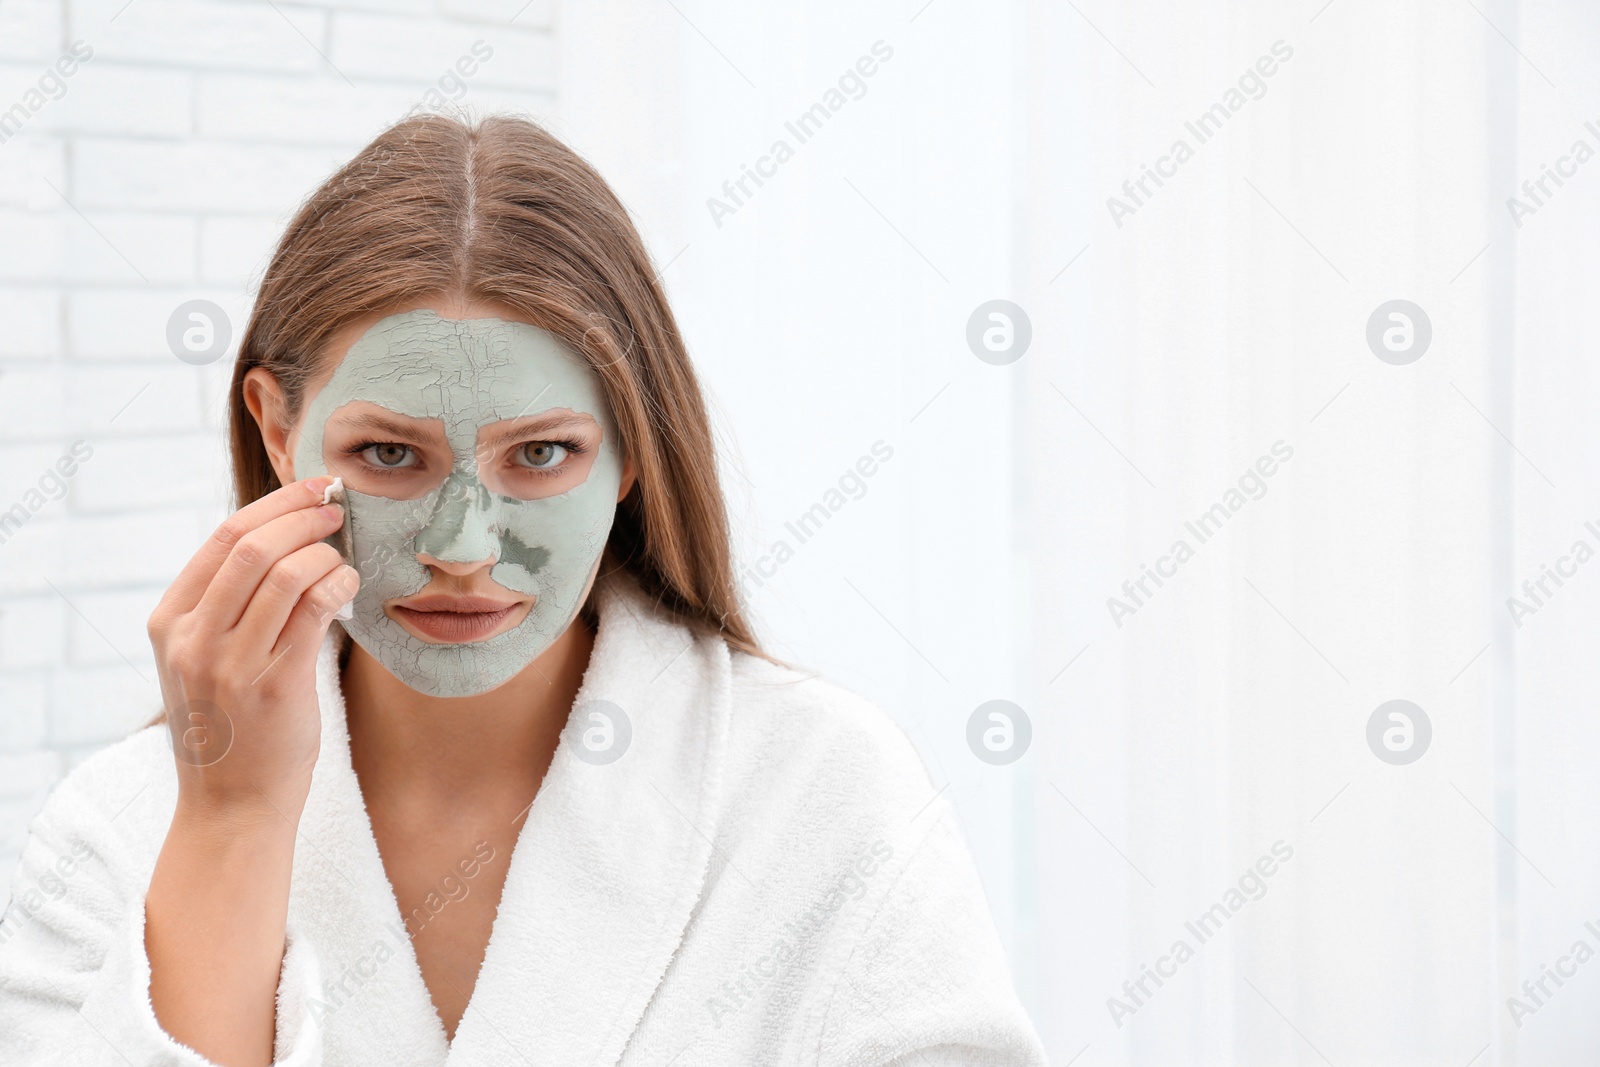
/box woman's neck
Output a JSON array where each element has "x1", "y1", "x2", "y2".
[{"x1": 339, "y1": 614, "x2": 596, "y2": 815}]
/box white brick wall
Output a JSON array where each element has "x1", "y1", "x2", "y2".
[{"x1": 0, "y1": 0, "x2": 557, "y2": 887}]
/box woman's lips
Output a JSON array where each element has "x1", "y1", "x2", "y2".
[{"x1": 388, "y1": 597, "x2": 530, "y2": 644}]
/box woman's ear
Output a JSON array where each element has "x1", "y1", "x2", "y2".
[
  {"x1": 242, "y1": 367, "x2": 299, "y2": 488},
  {"x1": 616, "y1": 453, "x2": 638, "y2": 503}
]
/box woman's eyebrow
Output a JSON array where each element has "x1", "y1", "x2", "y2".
[
  {"x1": 477, "y1": 411, "x2": 598, "y2": 448},
  {"x1": 336, "y1": 410, "x2": 439, "y2": 440}
]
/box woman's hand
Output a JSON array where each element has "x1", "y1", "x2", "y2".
[
  {"x1": 144, "y1": 476, "x2": 357, "y2": 1064},
  {"x1": 147, "y1": 475, "x2": 358, "y2": 820}
]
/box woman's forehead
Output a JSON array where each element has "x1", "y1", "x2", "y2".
[{"x1": 309, "y1": 308, "x2": 606, "y2": 431}]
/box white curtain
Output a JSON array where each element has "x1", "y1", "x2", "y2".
[
  {"x1": 562, "y1": 0, "x2": 1600, "y2": 1062},
  {"x1": 1026, "y1": 0, "x2": 1507, "y2": 1061}
]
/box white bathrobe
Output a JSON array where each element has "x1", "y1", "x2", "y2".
[{"x1": 0, "y1": 570, "x2": 1046, "y2": 1066}]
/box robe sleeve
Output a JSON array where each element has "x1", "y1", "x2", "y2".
[
  {"x1": 0, "y1": 773, "x2": 324, "y2": 1067},
  {"x1": 815, "y1": 803, "x2": 1048, "y2": 1067}
]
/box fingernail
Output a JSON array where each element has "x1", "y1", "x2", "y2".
[{"x1": 318, "y1": 503, "x2": 343, "y2": 521}]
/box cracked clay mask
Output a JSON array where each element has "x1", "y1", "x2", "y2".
[{"x1": 292, "y1": 309, "x2": 622, "y2": 697}]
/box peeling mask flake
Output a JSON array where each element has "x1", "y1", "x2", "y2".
[{"x1": 293, "y1": 309, "x2": 622, "y2": 697}]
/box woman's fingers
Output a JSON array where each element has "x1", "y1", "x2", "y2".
[
  {"x1": 187, "y1": 504, "x2": 347, "y2": 634},
  {"x1": 272, "y1": 564, "x2": 361, "y2": 666},
  {"x1": 159, "y1": 477, "x2": 337, "y2": 619},
  {"x1": 231, "y1": 541, "x2": 349, "y2": 652}
]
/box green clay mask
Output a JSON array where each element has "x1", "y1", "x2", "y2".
[{"x1": 292, "y1": 309, "x2": 623, "y2": 697}]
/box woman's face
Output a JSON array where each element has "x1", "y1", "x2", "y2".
[{"x1": 254, "y1": 300, "x2": 630, "y2": 698}]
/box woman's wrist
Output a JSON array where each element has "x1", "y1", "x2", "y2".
[{"x1": 172, "y1": 777, "x2": 311, "y2": 841}]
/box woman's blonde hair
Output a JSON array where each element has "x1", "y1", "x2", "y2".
[{"x1": 229, "y1": 112, "x2": 764, "y2": 660}]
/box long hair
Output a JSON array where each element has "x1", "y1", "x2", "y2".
[{"x1": 187, "y1": 114, "x2": 763, "y2": 715}]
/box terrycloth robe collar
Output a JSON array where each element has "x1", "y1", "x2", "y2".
[{"x1": 285, "y1": 568, "x2": 732, "y2": 1065}]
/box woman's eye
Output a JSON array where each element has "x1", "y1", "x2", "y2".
[
  {"x1": 515, "y1": 441, "x2": 569, "y2": 470},
  {"x1": 361, "y1": 443, "x2": 417, "y2": 469}
]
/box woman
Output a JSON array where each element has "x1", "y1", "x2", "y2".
[{"x1": 0, "y1": 115, "x2": 1044, "y2": 1067}]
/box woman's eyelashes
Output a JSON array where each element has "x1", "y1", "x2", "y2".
[
  {"x1": 358, "y1": 441, "x2": 419, "y2": 469},
  {"x1": 510, "y1": 438, "x2": 586, "y2": 475},
  {"x1": 339, "y1": 440, "x2": 424, "y2": 475}
]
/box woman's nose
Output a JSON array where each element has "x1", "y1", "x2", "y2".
[{"x1": 413, "y1": 471, "x2": 500, "y2": 570}]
